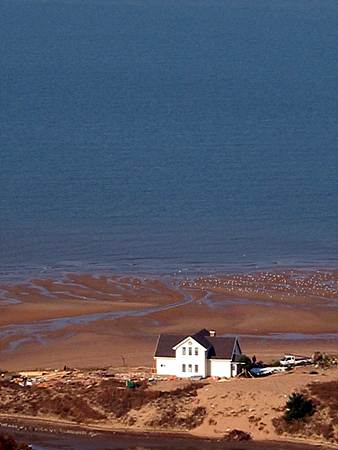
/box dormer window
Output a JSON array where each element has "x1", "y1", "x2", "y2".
[{"x1": 182, "y1": 347, "x2": 186, "y2": 355}]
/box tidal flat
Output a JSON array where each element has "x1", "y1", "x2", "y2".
[{"x1": 0, "y1": 269, "x2": 337, "y2": 370}]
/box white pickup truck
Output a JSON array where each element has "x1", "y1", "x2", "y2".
[{"x1": 280, "y1": 354, "x2": 312, "y2": 367}]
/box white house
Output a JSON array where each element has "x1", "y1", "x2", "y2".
[{"x1": 154, "y1": 329, "x2": 242, "y2": 378}]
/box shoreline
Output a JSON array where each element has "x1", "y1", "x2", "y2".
[
  {"x1": 1, "y1": 261, "x2": 337, "y2": 284},
  {"x1": 0, "y1": 415, "x2": 336, "y2": 450}
]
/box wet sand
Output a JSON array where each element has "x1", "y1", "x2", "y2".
[{"x1": 0, "y1": 269, "x2": 337, "y2": 370}]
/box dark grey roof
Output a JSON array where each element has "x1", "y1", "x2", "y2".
[
  {"x1": 206, "y1": 337, "x2": 237, "y2": 359},
  {"x1": 154, "y1": 334, "x2": 186, "y2": 358},
  {"x1": 192, "y1": 330, "x2": 213, "y2": 349},
  {"x1": 154, "y1": 330, "x2": 239, "y2": 360}
]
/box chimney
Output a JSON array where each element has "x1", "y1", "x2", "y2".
[{"x1": 209, "y1": 330, "x2": 216, "y2": 337}]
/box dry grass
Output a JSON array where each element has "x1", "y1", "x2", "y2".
[
  {"x1": 146, "y1": 403, "x2": 206, "y2": 430},
  {"x1": 308, "y1": 380, "x2": 338, "y2": 421},
  {"x1": 0, "y1": 379, "x2": 205, "y2": 429},
  {"x1": 273, "y1": 380, "x2": 338, "y2": 444},
  {"x1": 0, "y1": 380, "x2": 105, "y2": 423}
]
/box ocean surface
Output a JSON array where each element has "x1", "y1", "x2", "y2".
[{"x1": 1, "y1": 0, "x2": 337, "y2": 279}]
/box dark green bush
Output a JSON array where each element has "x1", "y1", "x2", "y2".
[
  {"x1": 284, "y1": 392, "x2": 315, "y2": 422},
  {"x1": 237, "y1": 354, "x2": 252, "y2": 370}
]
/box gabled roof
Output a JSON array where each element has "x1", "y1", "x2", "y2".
[
  {"x1": 172, "y1": 330, "x2": 212, "y2": 351},
  {"x1": 154, "y1": 330, "x2": 240, "y2": 360},
  {"x1": 155, "y1": 334, "x2": 186, "y2": 358},
  {"x1": 206, "y1": 336, "x2": 238, "y2": 359}
]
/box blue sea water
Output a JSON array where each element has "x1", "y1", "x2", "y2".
[{"x1": 1, "y1": 0, "x2": 337, "y2": 279}]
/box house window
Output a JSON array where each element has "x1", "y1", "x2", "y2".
[
  {"x1": 188, "y1": 364, "x2": 192, "y2": 372},
  {"x1": 182, "y1": 347, "x2": 186, "y2": 355},
  {"x1": 195, "y1": 365, "x2": 198, "y2": 373},
  {"x1": 188, "y1": 347, "x2": 192, "y2": 356},
  {"x1": 195, "y1": 347, "x2": 198, "y2": 356},
  {"x1": 182, "y1": 364, "x2": 186, "y2": 372}
]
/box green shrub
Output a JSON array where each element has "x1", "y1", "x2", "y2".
[
  {"x1": 284, "y1": 392, "x2": 314, "y2": 422},
  {"x1": 237, "y1": 354, "x2": 252, "y2": 370}
]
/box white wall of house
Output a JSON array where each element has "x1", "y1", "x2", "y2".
[
  {"x1": 209, "y1": 359, "x2": 232, "y2": 378},
  {"x1": 174, "y1": 337, "x2": 207, "y2": 378},
  {"x1": 155, "y1": 357, "x2": 176, "y2": 376},
  {"x1": 155, "y1": 336, "x2": 241, "y2": 378},
  {"x1": 231, "y1": 362, "x2": 241, "y2": 377}
]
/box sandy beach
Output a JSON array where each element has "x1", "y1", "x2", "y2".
[
  {"x1": 0, "y1": 269, "x2": 337, "y2": 370},
  {"x1": 0, "y1": 268, "x2": 337, "y2": 448}
]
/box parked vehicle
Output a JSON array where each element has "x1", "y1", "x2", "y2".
[
  {"x1": 280, "y1": 354, "x2": 312, "y2": 367},
  {"x1": 250, "y1": 366, "x2": 286, "y2": 377}
]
